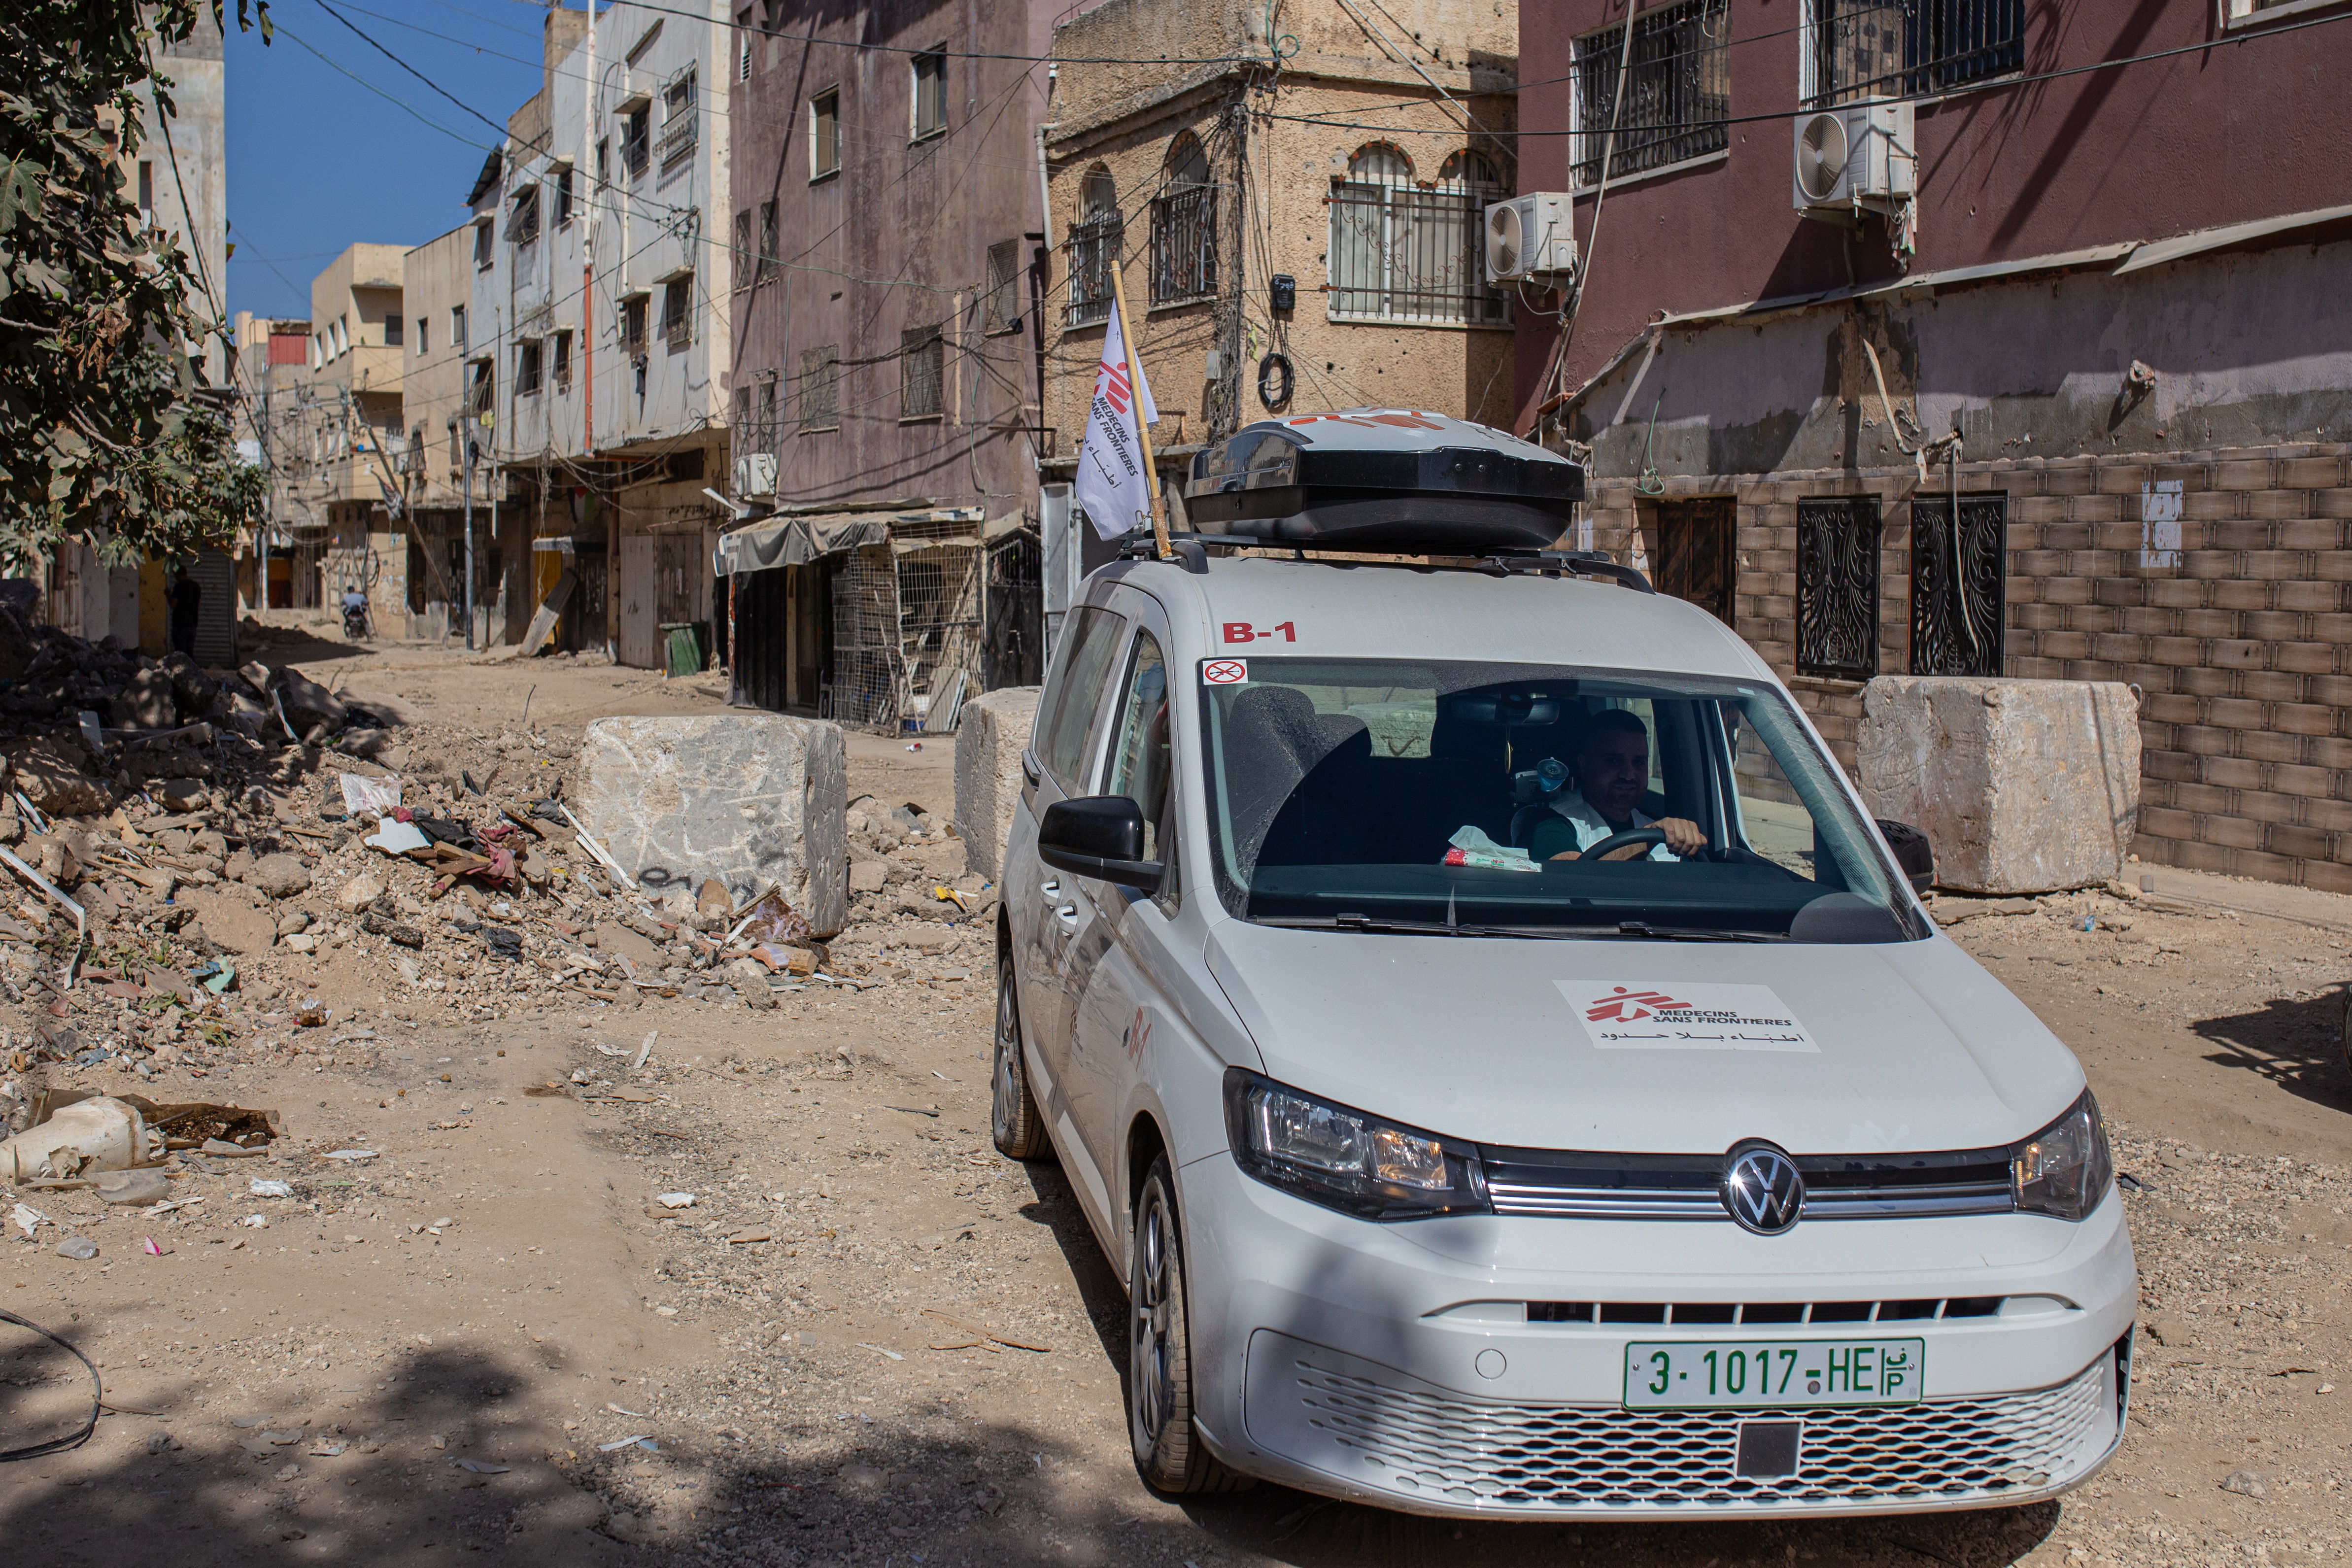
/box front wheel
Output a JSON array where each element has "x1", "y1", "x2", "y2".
[
  {"x1": 990, "y1": 954, "x2": 1047, "y2": 1159},
  {"x1": 1129, "y1": 1158, "x2": 1252, "y2": 1494}
]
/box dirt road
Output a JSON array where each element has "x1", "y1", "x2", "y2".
[{"x1": 0, "y1": 644, "x2": 2346, "y2": 1568}]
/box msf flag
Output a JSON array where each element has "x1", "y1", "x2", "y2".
[{"x1": 1072, "y1": 293, "x2": 1160, "y2": 542}]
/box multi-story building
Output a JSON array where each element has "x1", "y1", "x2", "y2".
[
  {"x1": 230, "y1": 311, "x2": 312, "y2": 614},
  {"x1": 1514, "y1": 0, "x2": 2352, "y2": 891},
  {"x1": 300, "y1": 242, "x2": 413, "y2": 620},
  {"x1": 1034, "y1": 0, "x2": 1517, "y2": 630},
  {"x1": 473, "y1": 0, "x2": 733, "y2": 663},
  {"x1": 719, "y1": 0, "x2": 1062, "y2": 720},
  {"x1": 399, "y1": 223, "x2": 481, "y2": 641}
]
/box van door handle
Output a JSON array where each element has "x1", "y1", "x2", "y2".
[{"x1": 1054, "y1": 903, "x2": 1079, "y2": 929}]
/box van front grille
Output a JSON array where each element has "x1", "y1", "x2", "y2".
[
  {"x1": 1287, "y1": 1353, "x2": 2111, "y2": 1511},
  {"x1": 1481, "y1": 1144, "x2": 2015, "y2": 1222}
]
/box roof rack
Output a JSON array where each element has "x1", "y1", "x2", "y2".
[{"x1": 1112, "y1": 532, "x2": 1654, "y2": 593}]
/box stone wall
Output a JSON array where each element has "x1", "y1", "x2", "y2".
[{"x1": 1580, "y1": 439, "x2": 2352, "y2": 893}]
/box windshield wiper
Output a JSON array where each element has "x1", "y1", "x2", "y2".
[{"x1": 1613, "y1": 920, "x2": 1772, "y2": 943}]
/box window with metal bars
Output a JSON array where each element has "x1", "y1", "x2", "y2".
[
  {"x1": 800, "y1": 345, "x2": 839, "y2": 431},
  {"x1": 733, "y1": 209, "x2": 753, "y2": 291},
  {"x1": 555, "y1": 168, "x2": 574, "y2": 226},
  {"x1": 660, "y1": 69, "x2": 699, "y2": 169},
  {"x1": 620, "y1": 296, "x2": 649, "y2": 357},
  {"x1": 553, "y1": 331, "x2": 573, "y2": 392},
  {"x1": 983, "y1": 239, "x2": 1022, "y2": 335},
  {"x1": 900, "y1": 324, "x2": 944, "y2": 419},
  {"x1": 1909, "y1": 494, "x2": 2005, "y2": 677},
  {"x1": 1796, "y1": 497, "x2": 1881, "y2": 681},
  {"x1": 1570, "y1": 0, "x2": 1730, "y2": 188},
  {"x1": 1065, "y1": 166, "x2": 1122, "y2": 327},
  {"x1": 516, "y1": 341, "x2": 543, "y2": 398},
  {"x1": 758, "y1": 201, "x2": 779, "y2": 283},
  {"x1": 662, "y1": 277, "x2": 694, "y2": 349},
  {"x1": 757, "y1": 375, "x2": 780, "y2": 453},
  {"x1": 1150, "y1": 134, "x2": 1217, "y2": 306},
  {"x1": 1327, "y1": 146, "x2": 1509, "y2": 326},
  {"x1": 622, "y1": 105, "x2": 650, "y2": 179},
  {"x1": 1807, "y1": 0, "x2": 2022, "y2": 105},
  {"x1": 466, "y1": 359, "x2": 494, "y2": 417}
]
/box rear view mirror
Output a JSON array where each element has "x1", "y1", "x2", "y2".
[
  {"x1": 1875, "y1": 819, "x2": 1936, "y2": 894},
  {"x1": 1039, "y1": 796, "x2": 1163, "y2": 892}
]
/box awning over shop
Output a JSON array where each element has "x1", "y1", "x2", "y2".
[{"x1": 716, "y1": 513, "x2": 893, "y2": 575}]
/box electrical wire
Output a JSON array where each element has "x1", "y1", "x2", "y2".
[
  {"x1": 0, "y1": 1307, "x2": 102, "y2": 1463},
  {"x1": 309, "y1": 0, "x2": 515, "y2": 140}
]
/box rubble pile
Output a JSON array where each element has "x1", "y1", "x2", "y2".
[{"x1": 0, "y1": 614, "x2": 999, "y2": 1100}]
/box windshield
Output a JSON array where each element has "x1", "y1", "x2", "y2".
[{"x1": 1197, "y1": 658, "x2": 1919, "y2": 941}]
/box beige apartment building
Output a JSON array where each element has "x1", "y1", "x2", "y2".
[
  {"x1": 1040, "y1": 0, "x2": 1517, "y2": 542},
  {"x1": 400, "y1": 222, "x2": 479, "y2": 641}
]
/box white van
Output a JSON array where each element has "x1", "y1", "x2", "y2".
[{"x1": 993, "y1": 410, "x2": 2132, "y2": 1518}]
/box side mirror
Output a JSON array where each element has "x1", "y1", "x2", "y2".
[
  {"x1": 1039, "y1": 796, "x2": 1162, "y2": 893},
  {"x1": 1875, "y1": 818, "x2": 1936, "y2": 894}
]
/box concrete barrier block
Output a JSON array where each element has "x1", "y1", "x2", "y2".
[
  {"x1": 954, "y1": 686, "x2": 1040, "y2": 883},
  {"x1": 1856, "y1": 676, "x2": 2141, "y2": 895},
  {"x1": 580, "y1": 714, "x2": 848, "y2": 935}
]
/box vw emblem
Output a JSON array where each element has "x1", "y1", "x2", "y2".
[{"x1": 1720, "y1": 1142, "x2": 1805, "y2": 1235}]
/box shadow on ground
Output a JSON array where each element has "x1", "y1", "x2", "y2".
[
  {"x1": 0, "y1": 1160, "x2": 2074, "y2": 1568},
  {"x1": 2193, "y1": 988, "x2": 2352, "y2": 1112}
]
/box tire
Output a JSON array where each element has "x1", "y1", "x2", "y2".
[
  {"x1": 1129, "y1": 1158, "x2": 1252, "y2": 1494},
  {"x1": 990, "y1": 954, "x2": 1048, "y2": 1160}
]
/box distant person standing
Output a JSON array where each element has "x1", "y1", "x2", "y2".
[{"x1": 168, "y1": 566, "x2": 201, "y2": 657}]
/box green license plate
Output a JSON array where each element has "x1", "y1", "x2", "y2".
[{"x1": 1622, "y1": 1337, "x2": 1925, "y2": 1410}]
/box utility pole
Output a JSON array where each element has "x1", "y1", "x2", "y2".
[{"x1": 463, "y1": 431, "x2": 477, "y2": 651}]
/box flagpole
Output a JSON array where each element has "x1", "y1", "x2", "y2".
[{"x1": 1105, "y1": 259, "x2": 1173, "y2": 561}]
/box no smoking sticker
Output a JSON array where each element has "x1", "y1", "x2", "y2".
[{"x1": 1202, "y1": 659, "x2": 1248, "y2": 685}]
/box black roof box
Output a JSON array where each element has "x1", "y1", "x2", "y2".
[{"x1": 1181, "y1": 409, "x2": 1584, "y2": 552}]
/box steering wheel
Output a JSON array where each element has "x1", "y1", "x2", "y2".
[{"x1": 1579, "y1": 825, "x2": 1669, "y2": 861}]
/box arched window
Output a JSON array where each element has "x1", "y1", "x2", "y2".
[
  {"x1": 1067, "y1": 165, "x2": 1122, "y2": 326},
  {"x1": 1328, "y1": 144, "x2": 1509, "y2": 326},
  {"x1": 1151, "y1": 133, "x2": 1217, "y2": 305}
]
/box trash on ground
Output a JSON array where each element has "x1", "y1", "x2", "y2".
[
  {"x1": 339, "y1": 773, "x2": 403, "y2": 819},
  {"x1": 318, "y1": 1149, "x2": 378, "y2": 1161},
  {"x1": 363, "y1": 819, "x2": 431, "y2": 855},
  {"x1": 597, "y1": 1434, "x2": 651, "y2": 1452},
  {"x1": 250, "y1": 1179, "x2": 293, "y2": 1198},
  {"x1": 54, "y1": 1235, "x2": 97, "y2": 1260},
  {"x1": 656, "y1": 1192, "x2": 695, "y2": 1208},
  {"x1": 0, "y1": 1095, "x2": 151, "y2": 1182},
  {"x1": 453, "y1": 1458, "x2": 511, "y2": 1474},
  {"x1": 95, "y1": 1168, "x2": 171, "y2": 1206}
]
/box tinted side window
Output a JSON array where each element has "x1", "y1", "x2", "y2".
[{"x1": 1034, "y1": 606, "x2": 1125, "y2": 789}]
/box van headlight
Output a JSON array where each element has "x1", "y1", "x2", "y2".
[
  {"x1": 2011, "y1": 1091, "x2": 2113, "y2": 1221},
  {"x1": 1224, "y1": 1069, "x2": 1490, "y2": 1221}
]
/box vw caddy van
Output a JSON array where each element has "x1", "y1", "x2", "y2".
[{"x1": 991, "y1": 409, "x2": 2132, "y2": 1518}]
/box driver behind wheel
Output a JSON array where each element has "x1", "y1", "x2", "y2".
[{"x1": 1533, "y1": 709, "x2": 1709, "y2": 862}]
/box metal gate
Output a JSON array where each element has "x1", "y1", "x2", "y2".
[
  {"x1": 985, "y1": 530, "x2": 1043, "y2": 689},
  {"x1": 1909, "y1": 494, "x2": 2005, "y2": 678},
  {"x1": 1651, "y1": 496, "x2": 1737, "y2": 626},
  {"x1": 1795, "y1": 497, "x2": 1880, "y2": 681}
]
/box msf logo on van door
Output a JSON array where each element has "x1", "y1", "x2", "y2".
[{"x1": 1720, "y1": 1143, "x2": 1807, "y2": 1235}]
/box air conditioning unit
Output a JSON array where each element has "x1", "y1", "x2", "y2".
[
  {"x1": 733, "y1": 452, "x2": 777, "y2": 499},
  {"x1": 1484, "y1": 193, "x2": 1578, "y2": 284},
  {"x1": 1792, "y1": 102, "x2": 1915, "y2": 217}
]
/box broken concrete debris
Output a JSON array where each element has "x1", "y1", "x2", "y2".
[
  {"x1": 579, "y1": 715, "x2": 849, "y2": 937},
  {"x1": 952, "y1": 686, "x2": 1038, "y2": 883},
  {"x1": 1857, "y1": 676, "x2": 2142, "y2": 896}
]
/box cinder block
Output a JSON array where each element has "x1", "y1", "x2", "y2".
[
  {"x1": 2146, "y1": 579, "x2": 2208, "y2": 610},
  {"x1": 2264, "y1": 823, "x2": 2333, "y2": 861},
  {"x1": 2301, "y1": 859, "x2": 2352, "y2": 896},
  {"x1": 2274, "y1": 702, "x2": 2339, "y2": 738},
  {"x1": 1856, "y1": 676, "x2": 2140, "y2": 894},
  {"x1": 953, "y1": 686, "x2": 1041, "y2": 883},
  {"x1": 2271, "y1": 762, "x2": 2334, "y2": 798},
  {"x1": 2278, "y1": 642, "x2": 2339, "y2": 676},
  {"x1": 2171, "y1": 782, "x2": 2234, "y2": 816},
  {"x1": 2200, "y1": 755, "x2": 2264, "y2": 790},
  {"x1": 2171, "y1": 839, "x2": 2236, "y2": 874},
  {"x1": 2212, "y1": 640, "x2": 2267, "y2": 671},
  {"x1": 2238, "y1": 669, "x2": 2302, "y2": 702},
  {"x1": 2280, "y1": 457, "x2": 2345, "y2": 489},
  {"x1": 2136, "y1": 806, "x2": 2196, "y2": 843},
  {"x1": 2202, "y1": 696, "x2": 2265, "y2": 730},
  {"x1": 2210, "y1": 579, "x2": 2269, "y2": 612},
  {"x1": 2275, "y1": 580, "x2": 2341, "y2": 613},
  {"x1": 580, "y1": 713, "x2": 849, "y2": 937},
  {"x1": 2095, "y1": 464, "x2": 2152, "y2": 495},
  {"x1": 2316, "y1": 490, "x2": 2352, "y2": 520},
  {"x1": 2216, "y1": 459, "x2": 2276, "y2": 490},
  {"x1": 2205, "y1": 815, "x2": 2263, "y2": 851}
]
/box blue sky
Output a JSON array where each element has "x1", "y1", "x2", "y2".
[{"x1": 223, "y1": 0, "x2": 587, "y2": 321}]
